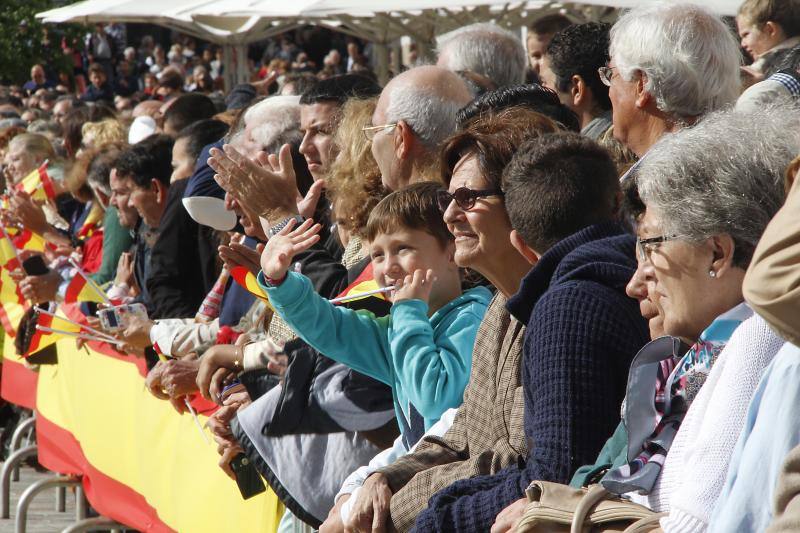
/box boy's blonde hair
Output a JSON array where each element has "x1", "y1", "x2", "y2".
[
  {"x1": 739, "y1": 0, "x2": 800, "y2": 37},
  {"x1": 365, "y1": 182, "x2": 453, "y2": 249}
]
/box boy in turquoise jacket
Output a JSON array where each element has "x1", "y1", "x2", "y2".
[{"x1": 257, "y1": 183, "x2": 491, "y2": 446}]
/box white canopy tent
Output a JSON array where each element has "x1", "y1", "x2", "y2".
[
  {"x1": 36, "y1": 0, "x2": 303, "y2": 87},
  {"x1": 37, "y1": 0, "x2": 745, "y2": 86}
]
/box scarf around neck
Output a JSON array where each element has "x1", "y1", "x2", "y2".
[{"x1": 601, "y1": 302, "x2": 752, "y2": 495}]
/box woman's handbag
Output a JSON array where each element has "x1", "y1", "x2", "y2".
[{"x1": 515, "y1": 481, "x2": 665, "y2": 533}]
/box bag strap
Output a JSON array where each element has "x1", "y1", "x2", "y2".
[
  {"x1": 622, "y1": 512, "x2": 668, "y2": 533},
  {"x1": 570, "y1": 484, "x2": 614, "y2": 533}
]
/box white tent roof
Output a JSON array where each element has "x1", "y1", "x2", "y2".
[
  {"x1": 35, "y1": 0, "x2": 296, "y2": 44},
  {"x1": 192, "y1": 0, "x2": 741, "y2": 18}
]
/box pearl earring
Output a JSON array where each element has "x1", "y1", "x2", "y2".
[{"x1": 709, "y1": 270, "x2": 717, "y2": 278}]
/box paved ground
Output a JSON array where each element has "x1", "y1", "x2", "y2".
[{"x1": 0, "y1": 464, "x2": 78, "y2": 533}]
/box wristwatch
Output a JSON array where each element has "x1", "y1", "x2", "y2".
[{"x1": 266, "y1": 215, "x2": 305, "y2": 239}]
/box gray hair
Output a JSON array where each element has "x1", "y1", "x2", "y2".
[
  {"x1": 436, "y1": 22, "x2": 527, "y2": 87},
  {"x1": 636, "y1": 102, "x2": 800, "y2": 268},
  {"x1": 385, "y1": 85, "x2": 461, "y2": 149},
  {"x1": 610, "y1": 3, "x2": 741, "y2": 119},
  {"x1": 231, "y1": 95, "x2": 302, "y2": 154}
]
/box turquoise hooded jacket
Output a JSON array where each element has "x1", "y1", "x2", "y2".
[{"x1": 259, "y1": 271, "x2": 492, "y2": 435}]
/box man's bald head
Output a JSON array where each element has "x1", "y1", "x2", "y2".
[
  {"x1": 372, "y1": 66, "x2": 473, "y2": 189},
  {"x1": 132, "y1": 100, "x2": 163, "y2": 120},
  {"x1": 376, "y1": 66, "x2": 473, "y2": 149}
]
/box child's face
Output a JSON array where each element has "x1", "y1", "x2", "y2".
[
  {"x1": 89, "y1": 71, "x2": 106, "y2": 88},
  {"x1": 370, "y1": 227, "x2": 456, "y2": 297},
  {"x1": 737, "y1": 15, "x2": 783, "y2": 59}
]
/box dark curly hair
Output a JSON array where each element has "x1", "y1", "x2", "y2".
[
  {"x1": 546, "y1": 22, "x2": 612, "y2": 112},
  {"x1": 456, "y1": 84, "x2": 580, "y2": 132}
]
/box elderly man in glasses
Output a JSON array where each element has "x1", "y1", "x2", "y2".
[
  {"x1": 366, "y1": 65, "x2": 474, "y2": 191},
  {"x1": 600, "y1": 3, "x2": 740, "y2": 160}
]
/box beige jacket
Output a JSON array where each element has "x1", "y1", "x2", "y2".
[{"x1": 743, "y1": 174, "x2": 800, "y2": 345}]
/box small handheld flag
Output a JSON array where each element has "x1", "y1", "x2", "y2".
[
  {"x1": 15, "y1": 161, "x2": 56, "y2": 203},
  {"x1": 230, "y1": 266, "x2": 272, "y2": 307},
  {"x1": 64, "y1": 258, "x2": 111, "y2": 305}
]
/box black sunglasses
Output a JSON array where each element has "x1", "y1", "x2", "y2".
[{"x1": 436, "y1": 187, "x2": 503, "y2": 212}]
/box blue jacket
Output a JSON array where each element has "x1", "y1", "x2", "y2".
[
  {"x1": 260, "y1": 271, "x2": 492, "y2": 445},
  {"x1": 413, "y1": 222, "x2": 650, "y2": 532},
  {"x1": 709, "y1": 342, "x2": 800, "y2": 533}
]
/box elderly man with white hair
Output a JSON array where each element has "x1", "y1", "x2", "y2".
[
  {"x1": 601, "y1": 3, "x2": 741, "y2": 159},
  {"x1": 436, "y1": 22, "x2": 528, "y2": 88}
]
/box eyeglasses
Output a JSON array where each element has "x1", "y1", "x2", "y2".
[
  {"x1": 598, "y1": 66, "x2": 617, "y2": 87},
  {"x1": 636, "y1": 234, "x2": 676, "y2": 263},
  {"x1": 436, "y1": 187, "x2": 503, "y2": 212},
  {"x1": 362, "y1": 123, "x2": 398, "y2": 141}
]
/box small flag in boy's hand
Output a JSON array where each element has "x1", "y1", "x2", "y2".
[{"x1": 230, "y1": 266, "x2": 271, "y2": 306}]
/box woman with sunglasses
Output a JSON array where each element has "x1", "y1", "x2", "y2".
[{"x1": 337, "y1": 107, "x2": 562, "y2": 533}]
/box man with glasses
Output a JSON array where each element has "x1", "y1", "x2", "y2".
[
  {"x1": 600, "y1": 3, "x2": 741, "y2": 160},
  {"x1": 366, "y1": 65, "x2": 473, "y2": 191}
]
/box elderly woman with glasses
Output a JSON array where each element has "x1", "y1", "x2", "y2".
[{"x1": 617, "y1": 106, "x2": 796, "y2": 532}]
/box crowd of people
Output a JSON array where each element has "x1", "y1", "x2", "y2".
[{"x1": 2, "y1": 0, "x2": 800, "y2": 532}]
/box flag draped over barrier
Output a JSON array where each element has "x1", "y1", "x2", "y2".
[{"x1": 0, "y1": 303, "x2": 284, "y2": 532}]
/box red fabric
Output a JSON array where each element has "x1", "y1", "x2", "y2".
[
  {"x1": 0, "y1": 358, "x2": 37, "y2": 409},
  {"x1": 36, "y1": 414, "x2": 175, "y2": 533},
  {"x1": 80, "y1": 230, "x2": 104, "y2": 273}
]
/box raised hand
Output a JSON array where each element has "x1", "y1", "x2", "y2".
[
  {"x1": 259, "y1": 218, "x2": 321, "y2": 280},
  {"x1": 392, "y1": 269, "x2": 437, "y2": 305},
  {"x1": 218, "y1": 240, "x2": 262, "y2": 275},
  {"x1": 208, "y1": 143, "x2": 299, "y2": 226}
]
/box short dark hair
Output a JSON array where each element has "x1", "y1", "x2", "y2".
[
  {"x1": 115, "y1": 134, "x2": 174, "y2": 188},
  {"x1": 530, "y1": 14, "x2": 573, "y2": 36},
  {"x1": 87, "y1": 63, "x2": 106, "y2": 76},
  {"x1": 163, "y1": 93, "x2": 217, "y2": 133},
  {"x1": 442, "y1": 107, "x2": 561, "y2": 188},
  {"x1": 546, "y1": 22, "x2": 612, "y2": 111},
  {"x1": 281, "y1": 72, "x2": 319, "y2": 96},
  {"x1": 299, "y1": 74, "x2": 382, "y2": 106},
  {"x1": 456, "y1": 84, "x2": 580, "y2": 131},
  {"x1": 503, "y1": 132, "x2": 620, "y2": 252},
  {"x1": 175, "y1": 119, "x2": 230, "y2": 162},
  {"x1": 365, "y1": 182, "x2": 453, "y2": 249},
  {"x1": 158, "y1": 68, "x2": 184, "y2": 91}
]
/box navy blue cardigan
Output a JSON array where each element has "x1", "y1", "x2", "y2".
[{"x1": 412, "y1": 222, "x2": 650, "y2": 532}]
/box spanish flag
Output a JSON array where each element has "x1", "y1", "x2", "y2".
[
  {"x1": 24, "y1": 310, "x2": 83, "y2": 357},
  {"x1": 15, "y1": 162, "x2": 56, "y2": 203},
  {"x1": 0, "y1": 271, "x2": 26, "y2": 336},
  {"x1": 76, "y1": 204, "x2": 104, "y2": 239},
  {"x1": 230, "y1": 266, "x2": 271, "y2": 306},
  {"x1": 63, "y1": 270, "x2": 108, "y2": 304},
  {"x1": 334, "y1": 262, "x2": 387, "y2": 305},
  {"x1": 14, "y1": 229, "x2": 49, "y2": 254},
  {"x1": 0, "y1": 233, "x2": 21, "y2": 271}
]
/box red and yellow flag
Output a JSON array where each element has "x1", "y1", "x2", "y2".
[
  {"x1": 14, "y1": 229, "x2": 49, "y2": 254},
  {"x1": 0, "y1": 272, "x2": 26, "y2": 336},
  {"x1": 64, "y1": 271, "x2": 107, "y2": 304},
  {"x1": 25, "y1": 310, "x2": 83, "y2": 357},
  {"x1": 15, "y1": 162, "x2": 56, "y2": 203},
  {"x1": 230, "y1": 266, "x2": 271, "y2": 305},
  {"x1": 0, "y1": 233, "x2": 21, "y2": 271},
  {"x1": 334, "y1": 262, "x2": 387, "y2": 304},
  {"x1": 77, "y1": 204, "x2": 104, "y2": 239}
]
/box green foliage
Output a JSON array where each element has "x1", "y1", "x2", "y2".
[{"x1": 0, "y1": 0, "x2": 85, "y2": 85}]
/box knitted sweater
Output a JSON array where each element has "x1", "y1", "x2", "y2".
[
  {"x1": 625, "y1": 313, "x2": 785, "y2": 532},
  {"x1": 412, "y1": 222, "x2": 649, "y2": 532}
]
